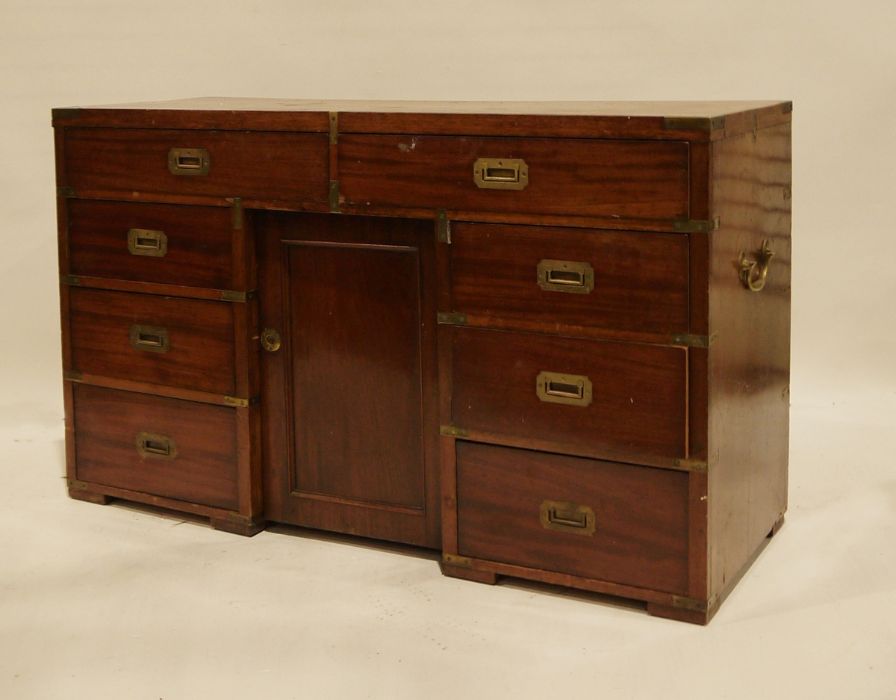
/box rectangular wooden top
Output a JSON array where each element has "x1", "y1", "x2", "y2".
[{"x1": 52, "y1": 97, "x2": 792, "y2": 141}]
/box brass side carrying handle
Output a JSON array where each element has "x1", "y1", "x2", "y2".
[
  {"x1": 537, "y1": 259, "x2": 594, "y2": 294},
  {"x1": 129, "y1": 324, "x2": 169, "y2": 353},
  {"x1": 127, "y1": 228, "x2": 167, "y2": 257},
  {"x1": 473, "y1": 157, "x2": 529, "y2": 190},
  {"x1": 536, "y1": 371, "x2": 593, "y2": 407},
  {"x1": 168, "y1": 147, "x2": 210, "y2": 176},
  {"x1": 738, "y1": 239, "x2": 774, "y2": 292},
  {"x1": 136, "y1": 432, "x2": 177, "y2": 459},
  {"x1": 540, "y1": 500, "x2": 596, "y2": 536}
]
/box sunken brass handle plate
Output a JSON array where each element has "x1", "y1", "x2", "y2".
[
  {"x1": 129, "y1": 324, "x2": 169, "y2": 353},
  {"x1": 536, "y1": 371, "x2": 593, "y2": 407},
  {"x1": 127, "y1": 228, "x2": 167, "y2": 257},
  {"x1": 540, "y1": 500, "x2": 596, "y2": 536},
  {"x1": 136, "y1": 432, "x2": 177, "y2": 459},
  {"x1": 260, "y1": 327, "x2": 281, "y2": 352},
  {"x1": 738, "y1": 239, "x2": 774, "y2": 292},
  {"x1": 167, "y1": 147, "x2": 210, "y2": 176},
  {"x1": 536, "y1": 259, "x2": 594, "y2": 294},
  {"x1": 473, "y1": 157, "x2": 529, "y2": 190}
]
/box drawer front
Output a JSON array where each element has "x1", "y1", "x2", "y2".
[
  {"x1": 451, "y1": 327, "x2": 686, "y2": 460},
  {"x1": 73, "y1": 384, "x2": 238, "y2": 509},
  {"x1": 339, "y1": 135, "x2": 689, "y2": 220},
  {"x1": 70, "y1": 288, "x2": 235, "y2": 395},
  {"x1": 64, "y1": 128, "x2": 328, "y2": 202},
  {"x1": 456, "y1": 442, "x2": 689, "y2": 593},
  {"x1": 68, "y1": 200, "x2": 236, "y2": 289},
  {"x1": 450, "y1": 223, "x2": 689, "y2": 335}
]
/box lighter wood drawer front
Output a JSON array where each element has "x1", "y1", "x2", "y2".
[
  {"x1": 73, "y1": 385, "x2": 239, "y2": 509},
  {"x1": 339, "y1": 135, "x2": 689, "y2": 220},
  {"x1": 64, "y1": 128, "x2": 329, "y2": 202},
  {"x1": 451, "y1": 327, "x2": 687, "y2": 461},
  {"x1": 68, "y1": 200, "x2": 236, "y2": 289},
  {"x1": 450, "y1": 223, "x2": 689, "y2": 335},
  {"x1": 69, "y1": 288, "x2": 235, "y2": 395},
  {"x1": 456, "y1": 443, "x2": 689, "y2": 594}
]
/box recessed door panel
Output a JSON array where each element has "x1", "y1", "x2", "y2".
[{"x1": 259, "y1": 213, "x2": 439, "y2": 547}]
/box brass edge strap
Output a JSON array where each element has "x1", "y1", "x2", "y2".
[
  {"x1": 60, "y1": 274, "x2": 80, "y2": 286},
  {"x1": 437, "y1": 312, "x2": 466, "y2": 326},
  {"x1": 782, "y1": 101, "x2": 793, "y2": 114},
  {"x1": 63, "y1": 370, "x2": 83, "y2": 382},
  {"x1": 329, "y1": 111, "x2": 339, "y2": 145},
  {"x1": 329, "y1": 112, "x2": 340, "y2": 212},
  {"x1": 436, "y1": 209, "x2": 451, "y2": 243},
  {"x1": 442, "y1": 553, "x2": 473, "y2": 568},
  {"x1": 57, "y1": 186, "x2": 75, "y2": 198},
  {"x1": 670, "y1": 333, "x2": 717, "y2": 348},
  {"x1": 220, "y1": 289, "x2": 255, "y2": 302},
  {"x1": 663, "y1": 116, "x2": 726, "y2": 131},
  {"x1": 673, "y1": 458, "x2": 708, "y2": 473},
  {"x1": 440, "y1": 425, "x2": 469, "y2": 438},
  {"x1": 329, "y1": 181, "x2": 340, "y2": 212},
  {"x1": 223, "y1": 396, "x2": 250, "y2": 407},
  {"x1": 670, "y1": 595, "x2": 711, "y2": 612},
  {"x1": 672, "y1": 217, "x2": 720, "y2": 233}
]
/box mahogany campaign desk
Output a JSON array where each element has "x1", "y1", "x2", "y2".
[{"x1": 53, "y1": 98, "x2": 791, "y2": 623}]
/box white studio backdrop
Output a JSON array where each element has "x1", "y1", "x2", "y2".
[
  {"x1": 1, "y1": 3, "x2": 895, "y2": 698},
  {"x1": 2, "y1": 0, "x2": 894, "y2": 421}
]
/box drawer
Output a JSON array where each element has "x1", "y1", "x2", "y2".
[
  {"x1": 69, "y1": 288, "x2": 235, "y2": 395},
  {"x1": 73, "y1": 384, "x2": 238, "y2": 510},
  {"x1": 450, "y1": 223, "x2": 689, "y2": 335},
  {"x1": 339, "y1": 135, "x2": 688, "y2": 220},
  {"x1": 451, "y1": 327, "x2": 686, "y2": 460},
  {"x1": 455, "y1": 442, "x2": 689, "y2": 594},
  {"x1": 64, "y1": 128, "x2": 328, "y2": 202},
  {"x1": 68, "y1": 200, "x2": 236, "y2": 289}
]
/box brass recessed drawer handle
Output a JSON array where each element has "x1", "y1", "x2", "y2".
[
  {"x1": 168, "y1": 147, "x2": 210, "y2": 176},
  {"x1": 129, "y1": 324, "x2": 169, "y2": 353},
  {"x1": 127, "y1": 228, "x2": 167, "y2": 257},
  {"x1": 136, "y1": 432, "x2": 177, "y2": 459},
  {"x1": 540, "y1": 500, "x2": 596, "y2": 536},
  {"x1": 537, "y1": 259, "x2": 594, "y2": 294},
  {"x1": 473, "y1": 157, "x2": 529, "y2": 190},
  {"x1": 738, "y1": 239, "x2": 774, "y2": 292},
  {"x1": 536, "y1": 371, "x2": 593, "y2": 407}
]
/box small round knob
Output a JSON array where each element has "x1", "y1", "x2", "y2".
[{"x1": 260, "y1": 327, "x2": 282, "y2": 352}]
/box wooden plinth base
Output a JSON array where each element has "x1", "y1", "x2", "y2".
[
  {"x1": 67, "y1": 485, "x2": 264, "y2": 537},
  {"x1": 439, "y1": 562, "x2": 499, "y2": 585}
]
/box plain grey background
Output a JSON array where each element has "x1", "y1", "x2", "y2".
[{"x1": 1, "y1": 1, "x2": 894, "y2": 698}]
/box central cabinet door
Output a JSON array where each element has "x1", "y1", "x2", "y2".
[{"x1": 258, "y1": 213, "x2": 440, "y2": 548}]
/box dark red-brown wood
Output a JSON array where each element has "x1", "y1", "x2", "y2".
[
  {"x1": 450, "y1": 222, "x2": 689, "y2": 336},
  {"x1": 339, "y1": 135, "x2": 689, "y2": 222},
  {"x1": 72, "y1": 384, "x2": 239, "y2": 510},
  {"x1": 68, "y1": 199, "x2": 237, "y2": 290},
  {"x1": 455, "y1": 442, "x2": 690, "y2": 593},
  {"x1": 64, "y1": 128, "x2": 328, "y2": 204},
  {"x1": 704, "y1": 122, "x2": 791, "y2": 604},
  {"x1": 450, "y1": 327, "x2": 688, "y2": 462},
  {"x1": 54, "y1": 98, "x2": 791, "y2": 623},
  {"x1": 52, "y1": 97, "x2": 791, "y2": 141},
  {"x1": 69, "y1": 287, "x2": 236, "y2": 396},
  {"x1": 259, "y1": 212, "x2": 440, "y2": 548}
]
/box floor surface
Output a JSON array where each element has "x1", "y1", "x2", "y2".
[{"x1": 1, "y1": 391, "x2": 894, "y2": 699}]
